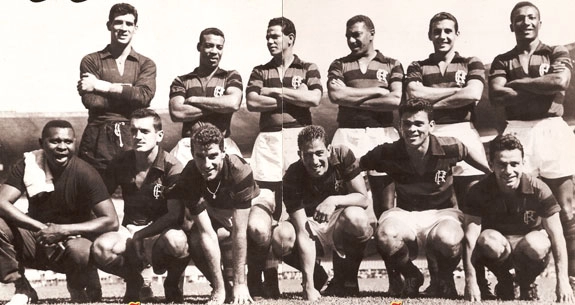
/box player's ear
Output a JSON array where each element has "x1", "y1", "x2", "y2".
[
  {"x1": 509, "y1": 23, "x2": 514, "y2": 33},
  {"x1": 327, "y1": 144, "x2": 332, "y2": 153},
  {"x1": 288, "y1": 33, "x2": 295, "y2": 46},
  {"x1": 429, "y1": 119, "x2": 436, "y2": 131},
  {"x1": 197, "y1": 42, "x2": 202, "y2": 52},
  {"x1": 156, "y1": 130, "x2": 164, "y2": 143},
  {"x1": 298, "y1": 150, "x2": 303, "y2": 160},
  {"x1": 38, "y1": 138, "x2": 43, "y2": 148}
]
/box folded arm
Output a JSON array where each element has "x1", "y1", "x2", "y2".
[
  {"x1": 186, "y1": 86, "x2": 243, "y2": 113},
  {"x1": 542, "y1": 212, "x2": 574, "y2": 303},
  {"x1": 463, "y1": 214, "x2": 482, "y2": 301},
  {"x1": 291, "y1": 209, "x2": 320, "y2": 301},
  {"x1": 328, "y1": 79, "x2": 401, "y2": 111}
]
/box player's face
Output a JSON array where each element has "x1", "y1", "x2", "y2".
[
  {"x1": 299, "y1": 139, "x2": 331, "y2": 178},
  {"x1": 191, "y1": 142, "x2": 225, "y2": 181},
  {"x1": 266, "y1": 25, "x2": 291, "y2": 57},
  {"x1": 198, "y1": 34, "x2": 224, "y2": 68},
  {"x1": 429, "y1": 19, "x2": 458, "y2": 54},
  {"x1": 400, "y1": 110, "x2": 434, "y2": 148},
  {"x1": 510, "y1": 6, "x2": 541, "y2": 42},
  {"x1": 41, "y1": 127, "x2": 76, "y2": 171},
  {"x1": 108, "y1": 13, "x2": 137, "y2": 45},
  {"x1": 491, "y1": 149, "x2": 524, "y2": 193},
  {"x1": 130, "y1": 117, "x2": 163, "y2": 153},
  {"x1": 346, "y1": 22, "x2": 373, "y2": 56}
]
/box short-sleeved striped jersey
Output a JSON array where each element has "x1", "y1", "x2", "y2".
[
  {"x1": 463, "y1": 173, "x2": 561, "y2": 236},
  {"x1": 405, "y1": 52, "x2": 485, "y2": 124},
  {"x1": 169, "y1": 67, "x2": 243, "y2": 137},
  {"x1": 360, "y1": 135, "x2": 467, "y2": 211},
  {"x1": 328, "y1": 51, "x2": 404, "y2": 128},
  {"x1": 489, "y1": 42, "x2": 572, "y2": 120},
  {"x1": 246, "y1": 55, "x2": 323, "y2": 132},
  {"x1": 166, "y1": 154, "x2": 259, "y2": 215}
]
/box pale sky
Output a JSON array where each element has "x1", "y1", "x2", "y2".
[{"x1": 0, "y1": 0, "x2": 573, "y2": 112}]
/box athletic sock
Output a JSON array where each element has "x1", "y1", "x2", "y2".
[{"x1": 562, "y1": 217, "x2": 575, "y2": 278}]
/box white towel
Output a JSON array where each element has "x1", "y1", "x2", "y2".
[{"x1": 23, "y1": 149, "x2": 54, "y2": 197}]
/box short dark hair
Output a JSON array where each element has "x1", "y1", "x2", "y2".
[
  {"x1": 41, "y1": 120, "x2": 74, "y2": 139},
  {"x1": 109, "y1": 3, "x2": 138, "y2": 25},
  {"x1": 268, "y1": 17, "x2": 296, "y2": 40},
  {"x1": 399, "y1": 98, "x2": 434, "y2": 120},
  {"x1": 198, "y1": 27, "x2": 225, "y2": 45},
  {"x1": 510, "y1": 1, "x2": 540, "y2": 22},
  {"x1": 489, "y1": 134, "x2": 524, "y2": 161},
  {"x1": 297, "y1": 125, "x2": 327, "y2": 150},
  {"x1": 130, "y1": 108, "x2": 162, "y2": 131},
  {"x1": 346, "y1": 15, "x2": 375, "y2": 31},
  {"x1": 191, "y1": 124, "x2": 224, "y2": 152},
  {"x1": 428, "y1": 12, "x2": 459, "y2": 36}
]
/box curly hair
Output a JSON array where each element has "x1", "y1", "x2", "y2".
[
  {"x1": 346, "y1": 15, "x2": 375, "y2": 31},
  {"x1": 399, "y1": 98, "x2": 434, "y2": 120},
  {"x1": 42, "y1": 120, "x2": 74, "y2": 139},
  {"x1": 109, "y1": 3, "x2": 138, "y2": 24},
  {"x1": 428, "y1": 12, "x2": 459, "y2": 37},
  {"x1": 191, "y1": 123, "x2": 224, "y2": 152}
]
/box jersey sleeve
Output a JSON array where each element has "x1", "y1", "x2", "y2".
[
  {"x1": 327, "y1": 59, "x2": 344, "y2": 82},
  {"x1": 229, "y1": 156, "x2": 259, "y2": 209},
  {"x1": 551, "y1": 45, "x2": 573, "y2": 71},
  {"x1": 4, "y1": 159, "x2": 26, "y2": 193},
  {"x1": 359, "y1": 144, "x2": 385, "y2": 172},
  {"x1": 461, "y1": 181, "x2": 484, "y2": 217},
  {"x1": 338, "y1": 146, "x2": 362, "y2": 181},
  {"x1": 305, "y1": 62, "x2": 323, "y2": 93},
  {"x1": 390, "y1": 59, "x2": 405, "y2": 84},
  {"x1": 120, "y1": 56, "x2": 156, "y2": 109},
  {"x1": 283, "y1": 163, "x2": 305, "y2": 214},
  {"x1": 467, "y1": 56, "x2": 486, "y2": 84},
  {"x1": 226, "y1": 70, "x2": 243, "y2": 91},
  {"x1": 534, "y1": 177, "x2": 562, "y2": 218},
  {"x1": 405, "y1": 61, "x2": 423, "y2": 85},
  {"x1": 165, "y1": 163, "x2": 202, "y2": 213},
  {"x1": 489, "y1": 55, "x2": 508, "y2": 81},
  {"x1": 103, "y1": 156, "x2": 121, "y2": 194},
  {"x1": 246, "y1": 66, "x2": 264, "y2": 95},
  {"x1": 79, "y1": 164, "x2": 112, "y2": 207},
  {"x1": 169, "y1": 76, "x2": 187, "y2": 99}
]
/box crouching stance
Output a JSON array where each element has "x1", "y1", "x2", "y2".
[
  {"x1": 272, "y1": 125, "x2": 373, "y2": 301},
  {"x1": 463, "y1": 134, "x2": 574, "y2": 302},
  {"x1": 168, "y1": 124, "x2": 259, "y2": 304},
  {"x1": 360, "y1": 99, "x2": 490, "y2": 298},
  {"x1": 0, "y1": 120, "x2": 119, "y2": 305}
]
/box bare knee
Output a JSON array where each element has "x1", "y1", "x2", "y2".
[
  {"x1": 271, "y1": 222, "x2": 296, "y2": 257},
  {"x1": 376, "y1": 220, "x2": 408, "y2": 255},
  {"x1": 158, "y1": 229, "x2": 189, "y2": 259},
  {"x1": 516, "y1": 231, "x2": 551, "y2": 260},
  {"x1": 91, "y1": 232, "x2": 125, "y2": 265},
  {"x1": 476, "y1": 229, "x2": 509, "y2": 261},
  {"x1": 247, "y1": 207, "x2": 273, "y2": 246},
  {"x1": 427, "y1": 220, "x2": 464, "y2": 257},
  {"x1": 338, "y1": 207, "x2": 372, "y2": 238}
]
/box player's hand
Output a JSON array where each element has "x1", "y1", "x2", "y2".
[
  {"x1": 261, "y1": 87, "x2": 280, "y2": 98},
  {"x1": 78, "y1": 73, "x2": 99, "y2": 93},
  {"x1": 329, "y1": 79, "x2": 346, "y2": 88},
  {"x1": 556, "y1": 278, "x2": 574, "y2": 303},
  {"x1": 303, "y1": 286, "x2": 321, "y2": 301},
  {"x1": 314, "y1": 198, "x2": 336, "y2": 223},
  {"x1": 38, "y1": 223, "x2": 67, "y2": 245},
  {"x1": 297, "y1": 83, "x2": 309, "y2": 90},
  {"x1": 464, "y1": 281, "x2": 481, "y2": 302},
  {"x1": 551, "y1": 63, "x2": 568, "y2": 73},
  {"x1": 232, "y1": 283, "x2": 253, "y2": 304}
]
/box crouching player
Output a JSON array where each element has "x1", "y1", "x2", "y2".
[
  {"x1": 167, "y1": 124, "x2": 259, "y2": 304},
  {"x1": 91, "y1": 109, "x2": 198, "y2": 303},
  {"x1": 271, "y1": 125, "x2": 373, "y2": 301},
  {"x1": 360, "y1": 98, "x2": 490, "y2": 298},
  {"x1": 463, "y1": 134, "x2": 574, "y2": 302}
]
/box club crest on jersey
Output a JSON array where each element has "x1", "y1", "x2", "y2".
[
  {"x1": 376, "y1": 69, "x2": 388, "y2": 85},
  {"x1": 153, "y1": 183, "x2": 164, "y2": 200},
  {"x1": 539, "y1": 63, "x2": 550, "y2": 76},
  {"x1": 455, "y1": 70, "x2": 467, "y2": 87},
  {"x1": 214, "y1": 86, "x2": 225, "y2": 97},
  {"x1": 523, "y1": 210, "x2": 537, "y2": 225},
  {"x1": 434, "y1": 170, "x2": 447, "y2": 185},
  {"x1": 292, "y1": 76, "x2": 303, "y2": 89}
]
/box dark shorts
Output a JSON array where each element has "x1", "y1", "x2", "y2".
[{"x1": 79, "y1": 121, "x2": 133, "y2": 175}]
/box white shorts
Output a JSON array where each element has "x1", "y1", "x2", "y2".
[
  {"x1": 378, "y1": 207, "x2": 463, "y2": 259},
  {"x1": 251, "y1": 128, "x2": 302, "y2": 182},
  {"x1": 306, "y1": 208, "x2": 345, "y2": 258},
  {"x1": 504, "y1": 117, "x2": 575, "y2": 179},
  {"x1": 171, "y1": 137, "x2": 242, "y2": 166},
  {"x1": 433, "y1": 122, "x2": 488, "y2": 176},
  {"x1": 331, "y1": 127, "x2": 400, "y2": 176}
]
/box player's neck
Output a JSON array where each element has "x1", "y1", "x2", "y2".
[
  {"x1": 109, "y1": 41, "x2": 132, "y2": 59},
  {"x1": 274, "y1": 50, "x2": 294, "y2": 67},
  {"x1": 433, "y1": 49, "x2": 456, "y2": 63},
  {"x1": 405, "y1": 138, "x2": 430, "y2": 159},
  {"x1": 135, "y1": 146, "x2": 159, "y2": 169},
  {"x1": 516, "y1": 38, "x2": 540, "y2": 54},
  {"x1": 197, "y1": 65, "x2": 219, "y2": 78}
]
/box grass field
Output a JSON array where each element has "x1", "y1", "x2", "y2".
[{"x1": 0, "y1": 272, "x2": 560, "y2": 305}]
